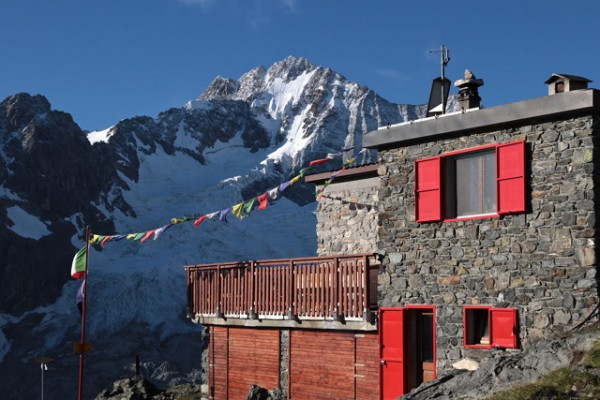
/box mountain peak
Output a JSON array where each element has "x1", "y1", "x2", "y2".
[
  {"x1": 198, "y1": 57, "x2": 319, "y2": 102},
  {"x1": 199, "y1": 76, "x2": 240, "y2": 100},
  {"x1": 1, "y1": 93, "x2": 52, "y2": 126},
  {"x1": 266, "y1": 56, "x2": 317, "y2": 82}
]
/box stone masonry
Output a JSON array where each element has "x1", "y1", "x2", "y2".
[
  {"x1": 375, "y1": 113, "x2": 600, "y2": 370},
  {"x1": 315, "y1": 176, "x2": 379, "y2": 256}
]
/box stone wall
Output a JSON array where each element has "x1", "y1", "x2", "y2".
[
  {"x1": 315, "y1": 177, "x2": 379, "y2": 256},
  {"x1": 376, "y1": 114, "x2": 600, "y2": 369}
]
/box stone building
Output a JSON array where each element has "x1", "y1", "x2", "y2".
[
  {"x1": 186, "y1": 73, "x2": 600, "y2": 399},
  {"x1": 362, "y1": 74, "x2": 598, "y2": 397}
]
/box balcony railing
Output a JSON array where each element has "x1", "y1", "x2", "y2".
[{"x1": 185, "y1": 254, "x2": 379, "y2": 323}]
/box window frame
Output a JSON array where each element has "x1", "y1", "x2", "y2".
[
  {"x1": 415, "y1": 140, "x2": 525, "y2": 223},
  {"x1": 463, "y1": 306, "x2": 519, "y2": 349}
]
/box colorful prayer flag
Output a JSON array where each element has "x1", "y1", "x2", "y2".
[
  {"x1": 257, "y1": 192, "x2": 268, "y2": 210},
  {"x1": 267, "y1": 188, "x2": 279, "y2": 200},
  {"x1": 290, "y1": 175, "x2": 301, "y2": 185},
  {"x1": 153, "y1": 227, "x2": 166, "y2": 240},
  {"x1": 219, "y1": 208, "x2": 230, "y2": 223},
  {"x1": 278, "y1": 181, "x2": 291, "y2": 192},
  {"x1": 140, "y1": 230, "x2": 155, "y2": 243},
  {"x1": 232, "y1": 202, "x2": 244, "y2": 219},
  {"x1": 309, "y1": 158, "x2": 331, "y2": 166},
  {"x1": 242, "y1": 199, "x2": 256, "y2": 217},
  {"x1": 299, "y1": 166, "x2": 313, "y2": 177},
  {"x1": 71, "y1": 246, "x2": 87, "y2": 280},
  {"x1": 76, "y1": 278, "x2": 85, "y2": 314},
  {"x1": 193, "y1": 215, "x2": 207, "y2": 228}
]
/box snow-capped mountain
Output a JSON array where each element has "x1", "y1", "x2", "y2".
[{"x1": 0, "y1": 56, "x2": 425, "y2": 399}]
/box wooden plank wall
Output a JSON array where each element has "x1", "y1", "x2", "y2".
[
  {"x1": 228, "y1": 328, "x2": 280, "y2": 399},
  {"x1": 209, "y1": 327, "x2": 280, "y2": 400},
  {"x1": 210, "y1": 327, "x2": 379, "y2": 400},
  {"x1": 209, "y1": 326, "x2": 228, "y2": 400},
  {"x1": 355, "y1": 333, "x2": 380, "y2": 400},
  {"x1": 289, "y1": 330, "x2": 379, "y2": 400}
]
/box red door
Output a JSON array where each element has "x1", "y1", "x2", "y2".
[{"x1": 379, "y1": 308, "x2": 405, "y2": 400}]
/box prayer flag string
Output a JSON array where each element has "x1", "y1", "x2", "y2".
[{"x1": 88, "y1": 147, "x2": 366, "y2": 247}]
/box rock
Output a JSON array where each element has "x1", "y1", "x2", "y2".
[
  {"x1": 398, "y1": 328, "x2": 600, "y2": 399},
  {"x1": 247, "y1": 384, "x2": 270, "y2": 400},
  {"x1": 452, "y1": 358, "x2": 480, "y2": 371}
]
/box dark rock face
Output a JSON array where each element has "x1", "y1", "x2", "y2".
[{"x1": 0, "y1": 93, "x2": 119, "y2": 314}]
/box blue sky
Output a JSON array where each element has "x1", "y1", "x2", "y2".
[{"x1": 1, "y1": 0, "x2": 599, "y2": 131}]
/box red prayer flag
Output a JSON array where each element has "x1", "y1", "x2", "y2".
[
  {"x1": 309, "y1": 158, "x2": 331, "y2": 166},
  {"x1": 257, "y1": 192, "x2": 268, "y2": 210},
  {"x1": 140, "y1": 230, "x2": 155, "y2": 243},
  {"x1": 194, "y1": 215, "x2": 207, "y2": 228},
  {"x1": 101, "y1": 236, "x2": 112, "y2": 246}
]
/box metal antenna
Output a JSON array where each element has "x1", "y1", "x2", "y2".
[{"x1": 429, "y1": 45, "x2": 451, "y2": 114}]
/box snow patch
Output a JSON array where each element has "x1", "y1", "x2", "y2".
[
  {"x1": 6, "y1": 206, "x2": 50, "y2": 239},
  {"x1": 0, "y1": 186, "x2": 23, "y2": 201},
  {"x1": 184, "y1": 99, "x2": 210, "y2": 111},
  {"x1": 87, "y1": 126, "x2": 116, "y2": 144}
]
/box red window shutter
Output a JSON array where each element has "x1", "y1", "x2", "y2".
[
  {"x1": 490, "y1": 308, "x2": 518, "y2": 348},
  {"x1": 415, "y1": 157, "x2": 442, "y2": 222},
  {"x1": 496, "y1": 141, "x2": 525, "y2": 214}
]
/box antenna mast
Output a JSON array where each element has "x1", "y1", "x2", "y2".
[{"x1": 429, "y1": 45, "x2": 451, "y2": 114}]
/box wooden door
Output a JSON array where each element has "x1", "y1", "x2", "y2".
[
  {"x1": 379, "y1": 308, "x2": 405, "y2": 400},
  {"x1": 208, "y1": 327, "x2": 279, "y2": 400},
  {"x1": 289, "y1": 330, "x2": 379, "y2": 400}
]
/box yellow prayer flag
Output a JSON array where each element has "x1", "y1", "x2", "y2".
[{"x1": 232, "y1": 202, "x2": 244, "y2": 219}]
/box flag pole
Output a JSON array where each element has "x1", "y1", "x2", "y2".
[{"x1": 78, "y1": 226, "x2": 91, "y2": 400}]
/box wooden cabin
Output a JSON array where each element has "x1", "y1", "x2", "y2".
[
  {"x1": 186, "y1": 75, "x2": 600, "y2": 399},
  {"x1": 185, "y1": 254, "x2": 380, "y2": 399}
]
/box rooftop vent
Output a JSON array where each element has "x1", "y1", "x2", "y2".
[
  {"x1": 454, "y1": 69, "x2": 484, "y2": 111},
  {"x1": 544, "y1": 73, "x2": 591, "y2": 95}
]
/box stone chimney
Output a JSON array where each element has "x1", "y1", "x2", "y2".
[
  {"x1": 454, "y1": 69, "x2": 484, "y2": 110},
  {"x1": 544, "y1": 73, "x2": 591, "y2": 95}
]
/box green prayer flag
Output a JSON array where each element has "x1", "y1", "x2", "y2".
[{"x1": 71, "y1": 246, "x2": 87, "y2": 280}]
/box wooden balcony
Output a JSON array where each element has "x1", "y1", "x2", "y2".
[{"x1": 185, "y1": 254, "x2": 379, "y2": 330}]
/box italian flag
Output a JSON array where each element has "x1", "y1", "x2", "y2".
[{"x1": 71, "y1": 246, "x2": 87, "y2": 280}]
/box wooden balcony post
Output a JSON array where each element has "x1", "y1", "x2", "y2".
[
  {"x1": 287, "y1": 260, "x2": 296, "y2": 320},
  {"x1": 249, "y1": 261, "x2": 258, "y2": 319},
  {"x1": 333, "y1": 257, "x2": 341, "y2": 321},
  {"x1": 186, "y1": 268, "x2": 193, "y2": 318},
  {"x1": 215, "y1": 265, "x2": 224, "y2": 318},
  {"x1": 362, "y1": 255, "x2": 368, "y2": 322}
]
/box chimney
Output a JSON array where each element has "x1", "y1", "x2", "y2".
[
  {"x1": 454, "y1": 69, "x2": 484, "y2": 110},
  {"x1": 544, "y1": 73, "x2": 592, "y2": 95}
]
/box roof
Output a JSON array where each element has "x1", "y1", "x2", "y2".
[
  {"x1": 304, "y1": 163, "x2": 379, "y2": 184},
  {"x1": 362, "y1": 89, "x2": 599, "y2": 149},
  {"x1": 544, "y1": 73, "x2": 592, "y2": 84}
]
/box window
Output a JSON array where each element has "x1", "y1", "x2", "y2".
[
  {"x1": 463, "y1": 306, "x2": 518, "y2": 349},
  {"x1": 415, "y1": 141, "x2": 525, "y2": 222}
]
